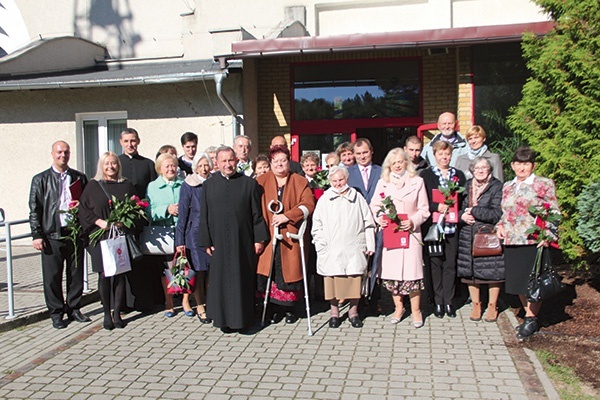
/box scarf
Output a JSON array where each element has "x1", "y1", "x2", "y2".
[
  {"x1": 470, "y1": 174, "x2": 491, "y2": 207},
  {"x1": 467, "y1": 145, "x2": 488, "y2": 160},
  {"x1": 185, "y1": 173, "x2": 207, "y2": 187}
]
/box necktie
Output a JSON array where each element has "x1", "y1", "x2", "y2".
[{"x1": 362, "y1": 167, "x2": 369, "y2": 189}]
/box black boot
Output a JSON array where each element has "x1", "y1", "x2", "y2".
[{"x1": 516, "y1": 317, "x2": 539, "y2": 340}]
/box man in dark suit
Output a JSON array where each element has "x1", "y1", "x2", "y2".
[
  {"x1": 347, "y1": 138, "x2": 382, "y2": 315},
  {"x1": 29, "y1": 141, "x2": 90, "y2": 329},
  {"x1": 347, "y1": 138, "x2": 381, "y2": 204}
]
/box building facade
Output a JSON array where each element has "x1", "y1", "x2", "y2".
[{"x1": 1, "y1": 0, "x2": 549, "y2": 220}]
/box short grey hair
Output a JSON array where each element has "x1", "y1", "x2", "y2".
[
  {"x1": 215, "y1": 145, "x2": 235, "y2": 160},
  {"x1": 469, "y1": 157, "x2": 493, "y2": 174},
  {"x1": 192, "y1": 152, "x2": 213, "y2": 172},
  {"x1": 328, "y1": 165, "x2": 349, "y2": 181},
  {"x1": 234, "y1": 135, "x2": 252, "y2": 147}
]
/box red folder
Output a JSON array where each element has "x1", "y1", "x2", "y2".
[
  {"x1": 382, "y1": 214, "x2": 410, "y2": 249},
  {"x1": 69, "y1": 178, "x2": 83, "y2": 201},
  {"x1": 432, "y1": 189, "x2": 458, "y2": 223}
]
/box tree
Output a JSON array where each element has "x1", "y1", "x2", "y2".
[{"x1": 507, "y1": 0, "x2": 600, "y2": 263}]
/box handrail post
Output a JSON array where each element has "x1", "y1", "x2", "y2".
[{"x1": 5, "y1": 221, "x2": 16, "y2": 319}]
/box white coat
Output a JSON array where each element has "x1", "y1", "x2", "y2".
[{"x1": 311, "y1": 186, "x2": 376, "y2": 277}]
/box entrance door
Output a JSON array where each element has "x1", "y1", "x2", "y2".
[{"x1": 356, "y1": 126, "x2": 416, "y2": 165}]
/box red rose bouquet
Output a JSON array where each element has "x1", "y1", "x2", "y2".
[{"x1": 88, "y1": 194, "x2": 149, "y2": 246}]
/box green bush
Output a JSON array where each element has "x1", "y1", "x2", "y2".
[
  {"x1": 507, "y1": 0, "x2": 600, "y2": 264},
  {"x1": 577, "y1": 180, "x2": 600, "y2": 254}
]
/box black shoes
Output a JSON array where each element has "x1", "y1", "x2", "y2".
[
  {"x1": 69, "y1": 310, "x2": 91, "y2": 323},
  {"x1": 51, "y1": 316, "x2": 66, "y2": 329},
  {"x1": 434, "y1": 304, "x2": 444, "y2": 318},
  {"x1": 445, "y1": 304, "x2": 456, "y2": 318},
  {"x1": 329, "y1": 317, "x2": 341, "y2": 328},
  {"x1": 517, "y1": 317, "x2": 539, "y2": 340},
  {"x1": 270, "y1": 312, "x2": 283, "y2": 324},
  {"x1": 103, "y1": 315, "x2": 115, "y2": 331},
  {"x1": 284, "y1": 311, "x2": 298, "y2": 324},
  {"x1": 349, "y1": 316, "x2": 363, "y2": 328}
]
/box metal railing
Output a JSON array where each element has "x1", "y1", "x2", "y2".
[{"x1": 0, "y1": 209, "x2": 89, "y2": 319}]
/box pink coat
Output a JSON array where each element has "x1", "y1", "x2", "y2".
[{"x1": 370, "y1": 175, "x2": 430, "y2": 282}]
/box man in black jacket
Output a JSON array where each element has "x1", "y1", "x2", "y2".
[{"x1": 29, "y1": 141, "x2": 90, "y2": 329}]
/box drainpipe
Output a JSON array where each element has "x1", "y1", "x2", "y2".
[{"x1": 214, "y1": 72, "x2": 244, "y2": 140}]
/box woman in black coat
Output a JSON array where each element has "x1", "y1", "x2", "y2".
[
  {"x1": 79, "y1": 152, "x2": 139, "y2": 330},
  {"x1": 421, "y1": 141, "x2": 467, "y2": 319},
  {"x1": 457, "y1": 157, "x2": 504, "y2": 322}
]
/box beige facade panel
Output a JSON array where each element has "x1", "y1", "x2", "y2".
[{"x1": 1, "y1": 78, "x2": 241, "y2": 222}]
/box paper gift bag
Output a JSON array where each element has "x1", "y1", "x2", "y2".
[{"x1": 100, "y1": 227, "x2": 132, "y2": 277}]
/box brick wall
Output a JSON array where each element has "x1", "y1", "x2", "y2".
[{"x1": 253, "y1": 47, "x2": 470, "y2": 153}]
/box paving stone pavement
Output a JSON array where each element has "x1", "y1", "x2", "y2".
[{"x1": 0, "y1": 246, "x2": 555, "y2": 399}]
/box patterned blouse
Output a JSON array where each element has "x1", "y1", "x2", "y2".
[{"x1": 497, "y1": 174, "x2": 559, "y2": 246}]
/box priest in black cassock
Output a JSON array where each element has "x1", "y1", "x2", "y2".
[{"x1": 199, "y1": 146, "x2": 269, "y2": 332}]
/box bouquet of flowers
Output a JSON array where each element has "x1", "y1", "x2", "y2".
[
  {"x1": 309, "y1": 168, "x2": 330, "y2": 190},
  {"x1": 525, "y1": 202, "x2": 561, "y2": 249},
  {"x1": 89, "y1": 194, "x2": 149, "y2": 246},
  {"x1": 59, "y1": 201, "x2": 83, "y2": 267},
  {"x1": 166, "y1": 250, "x2": 196, "y2": 294},
  {"x1": 438, "y1": 175, "x2": 465, "y2": 206}
]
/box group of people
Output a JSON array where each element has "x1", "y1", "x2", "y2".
[{"x1": 29, "y1": 111, "x2": 560, "y2": 340}]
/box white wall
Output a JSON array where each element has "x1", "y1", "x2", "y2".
[{"x1": 11, "y1": 0, "x2": 548, "y2": 60}]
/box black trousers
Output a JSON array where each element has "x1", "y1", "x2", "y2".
[
  {"x1": 41, "y1": 238, "x2": 85, "y2": 317},
  {"x1": 428, "y1": 232, "x2": 458, "y2": 306}
]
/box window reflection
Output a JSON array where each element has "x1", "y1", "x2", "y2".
[{"x1": 294, "y1": 60, "x2": 420, "y2": 121}]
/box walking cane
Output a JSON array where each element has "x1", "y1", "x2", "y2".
[
  {"x1": 286, "y1": 206, "x2": 313, "y2": 336},
  {"x1": 261, "y1": 200, "x2": 284, "y2": 327}
]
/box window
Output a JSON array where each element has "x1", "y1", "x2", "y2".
[
  {"x1": 76, "y1": 112, "x2": 127, "y2": 177},
  {"x1": 293, "y1": 59, "x2": 420, "y2": 121}
]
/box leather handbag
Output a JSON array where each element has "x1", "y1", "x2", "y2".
[
  {"x1": 140, "y1": 224, "x2": 175, "y2": 255},
  {"x1": 527, "y1": 247, "x2": 565, "y2": 302},
  {"x1": 125, "y1": 234, "x2": 144, "y2": 261},
  {"x1": 472, "y1": 225, "x2": 502, "y2": 257}
]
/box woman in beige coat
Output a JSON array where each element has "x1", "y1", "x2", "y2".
[
  {"x1": 370, "y1": 148, "x2": 430, "y2": 328},
  {"x1": 312, "y1": 165, "x2": 376, "y2": 328}
]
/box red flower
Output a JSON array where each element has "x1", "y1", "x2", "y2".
[
  {"x1": 543, "y1": 202, "x2": 551, "y2": 210},
  {"x1": 380, "y1": 192, "x2": 385, "y2": 198},
  {"x1": 108, "y1": 199, "x2": 112, "y2": 205},
  {"x1": 68, "y1": 201, "x2": 78, "y2": 209},
  {"x1": 130, "y1": 195, "x2": 140, "y2": 202},
  {"x1": 452, "y1": 176, "x2": 459, "y2": 183},
  {"x1": 137, "y1": 201, "x2": 149, "y2": 208},
  {"x1": 316, "y1": 166, "x2": 322, "y2": 172}
]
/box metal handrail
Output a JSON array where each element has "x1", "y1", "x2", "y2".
[
  {"x1": 0, "y1": 214, "x2": 90, "y2": 320},
  {"x1": 0, "y1": 218, "x2": 31, "y2": 319}
]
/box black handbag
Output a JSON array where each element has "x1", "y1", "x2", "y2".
[
  {"x1": 527, "y1": 247, "x2": 565, "y2": 303},
  {"x1": 126, "y1": 234, "x2": 144, "y2": 262},
  {"x1": 424, "y1": 215, "x2": 444, "y2": 257}
]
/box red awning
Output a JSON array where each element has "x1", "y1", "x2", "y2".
[{"x1": 231, "y1": 21, "x2": 554, "y2": 58}]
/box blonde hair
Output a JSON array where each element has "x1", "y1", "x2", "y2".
[
  {"x1": 465, "y1": 125, "x2": 486, "y2": 140},
  {"x1": 380, "y1": 148, "x2": 416, "y2": 182},
  {"x1": 155, "y1": 153, "x2": 178, "y2": 175},
  {"x1": 94, "y1": 152, "x2": 123, "y2": 182}
]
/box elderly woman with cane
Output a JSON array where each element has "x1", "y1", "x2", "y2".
[
  {"x1": 256, "y1": 145, "x2": 315, "y2": 324},
  {"x1": 312, "y1": 165, "x2": 376, "y2": 328}
]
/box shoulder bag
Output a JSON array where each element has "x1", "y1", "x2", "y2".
[{"x1": 527, "y1": 247, "x2": 566, "y2": 303}]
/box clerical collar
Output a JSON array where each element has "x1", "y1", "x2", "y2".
[{"x1": 220, "y1": 172, "x2": 236, "y2": 180}]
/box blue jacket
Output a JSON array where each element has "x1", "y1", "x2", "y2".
[
  {"x1": 347, "y1": 163, "x2": 382, "y2": 204},
  {"x1": 175, "y1": 179, "x2": 210, "y2": 271}
]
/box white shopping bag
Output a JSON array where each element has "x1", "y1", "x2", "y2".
[{"x1": 100, "y1": 226, "x2": 132, "y2": 277}]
